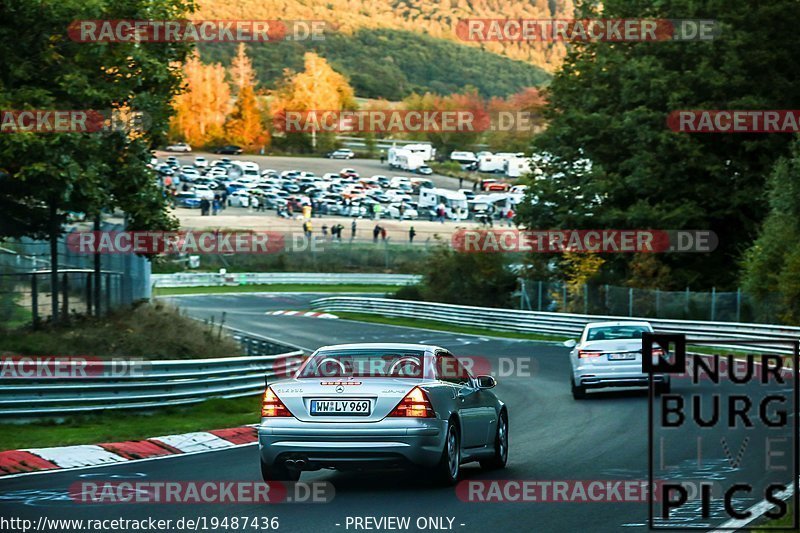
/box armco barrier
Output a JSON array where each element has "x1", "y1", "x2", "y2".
[
  {"x1": 310, "y1": 297, "x2": 800, "y2": 355},
  {"x1": 152, "y1": 272, "x2": 421, "y2": 288},
  {"x1": 0, "y1": 328, "x2": 306, "y2": 417}
]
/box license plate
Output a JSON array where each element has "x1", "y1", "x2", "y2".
[
  {"x1": 310, "y1": 399, "x2": 371, "y2": 416},
  {"x1": 607, "y1": 353, "x2": 636, "y2": 361}
]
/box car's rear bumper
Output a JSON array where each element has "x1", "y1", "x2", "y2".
[
  {"x1": 574, "y1": 365, "x2": 670, "y2": 389},
  {"x1": 258, "y1": 418, "x2": 446, "y2": 470}
]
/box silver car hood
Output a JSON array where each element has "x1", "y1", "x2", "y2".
[{"x1": 270, "y1": 378, "x2": 427, "y2": 422}]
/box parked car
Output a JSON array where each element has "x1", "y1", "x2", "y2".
[
  {"x1": 327, "y1": 148, "x2": 355, "y2": 159},
  {"x1": 193, "y1": 156, "x2": 208, "y2": 168},
  {"x1": 174, "y1": 192, "x2": 201, "y2": 208},
  {"x1": 213, "y1": 145, "x2": 243, "y2": 155},
  {"x1": 340, "y1": 168, "x2": 359, "y2": 179},
  {"x1": 165, "y1": 142, "x2": 192, "y2": 152},
  {"x1": 227, "y1": 190, "x2": 252, "y2": 207},
  {"x1": 416, "y1": 165, "x2": 433, "y2": 175},
  {"x1": 386, "y1": 202, "x2": 419, "y2": 219}
]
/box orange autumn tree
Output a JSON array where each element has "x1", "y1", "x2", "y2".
[
  {"x1": 487, "y1": 87, "x2": 547, "y2": 153},
  {"x1": 270, "y1": 52, "x2": 355, "y2": 152},
  {"x1": 170, "y1": 52, "x2": 232, "y2": 147},
  {"x1": 224, "y1": 44, "x2": 268, "y2": 150}
]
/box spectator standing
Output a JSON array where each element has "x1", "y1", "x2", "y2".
[
  {"x1": 351, "y1": 219, "x2": 357, "y2": 240},
  {"x1": 380, "y1": 226, "x2": 387, "y2": 242},
  {"x1": 409, "y1": 226, "x2": 416, "y2": 243},
  {"x1": 373, "y1": 224, "x2": 381, "y2": 243}
]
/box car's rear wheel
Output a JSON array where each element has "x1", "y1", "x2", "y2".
[
  {"x1": 433, "y1": 422, "x2": 460, "y2": 485},
  {"x1": 260, "y1": 458, "x2": 300, "y2": 482},
  {"x1": 481, "y1": 410, "x2": 508, "y2": 470},
  {"x1": 571, "y1": 377, "x2": 587, "y2": 400}
]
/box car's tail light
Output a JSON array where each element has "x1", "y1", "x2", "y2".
[
  {"x1": 389, "y1": 387, "x2": 435, "y2": 418},
  {"x1": 578, "y1": 350, "x2": 603, "y2": 359},
  {"x1": 261, "y1": 387, "x2": 292, "y2": 417}
]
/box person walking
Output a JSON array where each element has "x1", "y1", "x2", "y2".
[
  {"x1": 506, "y1": 207, "x2": 515, "y2": 227},
  {"x1": 351, "y1": 219, "x2": 357, "y2": 240},
  {"x1": 380, "y1": 226, "x2": 387, "y2": 242},
  {"x1": 373, "y1": 224, "x2": 381, "y2": 243},
  {"x1": 409, "y1": 226, "x2": 417, "y2": 243}
]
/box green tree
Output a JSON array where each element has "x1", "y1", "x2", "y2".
[
  {"x1": 741, "y1": 137, "x2": 800, "y2": 323},
  {"x1": 397, "y1": 245, "x2": 517, "y2": 308},
  {"x1": 521, "y1": 0, "x2": 800, "y2": 289},
  {"x1": 0, "y1": 0, "x2": 192, "y2": 321}
]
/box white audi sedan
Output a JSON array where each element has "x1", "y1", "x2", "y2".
[{"x1": 566, "y1": 321, "x2": 671, "y2": 399}]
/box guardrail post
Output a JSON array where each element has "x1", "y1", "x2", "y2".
[
  {"x1": 62, "y1": 272, "x2": 69, "y2": 318},
  {"x1": 583, "y1": 284, "x2": 588, "y2": 314},
  {"x1": 711, "y1": 287, "x2": 716, "y2": 321},
  {"x1": 736, "y1": 288, "x2": 741, "y2": 322},
  {"x1": 685, "y1": 287, "x2": 690, "y2": 316},
  {"x1": 31, "y1": 273, "x2": 38, "y2": 328},
  {"x1": 538, "y1": 281, "x2": 543, "y2": 311},
  {"x1": 85, "y1": 272, "x2": 92, "y2": 316},
  {"x1": 655, "y1": 289, "x2": 660, "y2": 317},
  {"x1": 628, "y1": 287, "x2": 633, "y2": 317}
]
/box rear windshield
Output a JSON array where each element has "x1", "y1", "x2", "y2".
[
  {"x1": 299, "y1": 349, "x2": 425, "y2": 378},
  {"x1": 586, "y1": 326, "x2": 650, "y2": 341}
]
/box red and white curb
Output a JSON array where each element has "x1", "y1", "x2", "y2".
[
  {"x1": 0, "y1": 426, "x2": 258, "y2": 478},
  {"x1": 266, "y1": 310, "x2": 338, "y2": 319}
]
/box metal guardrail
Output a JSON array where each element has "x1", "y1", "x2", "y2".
[
  {"x1": 310, "y1": 297, "x2": 800, "y2": 355},
  {"x1": 152, "y1": 272, "x2": 421, "y2": 288},
  {"x1": 0, "y1": 328, "x2": 307, "y2": 417}
]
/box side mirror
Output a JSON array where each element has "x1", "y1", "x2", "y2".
[
  {"x1": 563, "y1": 339, "x2": 577, "y2": 349},
  {"x1": 476, "y1": 375, "x2": 497, "y2": 389}
]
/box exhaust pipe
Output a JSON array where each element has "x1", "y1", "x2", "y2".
[{"x1": 284, "y1": 459, "x2": 306, "y2": 469}]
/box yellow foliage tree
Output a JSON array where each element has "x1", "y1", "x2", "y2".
[
  {"x1": 229, "y1": 43, "x2": 256, "y2": 95},
  {"x1": 170, "y1": 52, "x2": 232, "y2": 147},
  {"x1": 558, "y1": 252, "x2": 605, "y2": 313},
  {"x1": 269, "y1": 52, "x2": 355, "y2": 151}
]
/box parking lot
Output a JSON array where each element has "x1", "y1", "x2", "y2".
[{"x1": 154, "y1": 151, "x2": 523, "y2": 241}]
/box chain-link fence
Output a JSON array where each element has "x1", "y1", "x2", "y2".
[
  {"x1": 0, "y1": 224, "x2": 150, "y2": 327},
  {"x1": 518, "y1": 280, "x2": 760, "y2": 323}
]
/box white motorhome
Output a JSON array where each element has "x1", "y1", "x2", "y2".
[
  {"x1": 418, "y1": 188, "x2": 468, "y2": 220},
  {"x1": 404, "y1": 143, "x2": 436, "y2": 161},
  {"x1": 506, "y1": 157, "x2": 534, "y2": 178},
  {"x1": 397, "y1": 152, "x2": 425, "y2": 171},
  {"x1": 478, "y1": 154, "x2": 508, "y2": 173},
  {"x1": 449, "y1": 151, "x2": 478, "y2": 164},
  {"x1": 388, "y1": 147, "x2": 414, "y2": 169}
]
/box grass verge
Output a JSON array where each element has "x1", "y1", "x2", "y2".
[
  {"x1": 153, "y1": 284, "x2": 401, "y2": 296},
  {"x1": 0, "y1": 301, "x2": 240, "y2": 359},
  {"x1": 0, "y1": 396, "x2": 261, "y2": 452},
  {"x1": 333, "y1": 311, "x2": 567, "y2": 342}
]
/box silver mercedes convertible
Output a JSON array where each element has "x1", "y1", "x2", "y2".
[{"x1": 257, "y1": 343, "x2": 508, "y2": 485}]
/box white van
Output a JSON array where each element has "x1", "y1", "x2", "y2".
[
  {"x1": 404, "y1": 143, "x2": 436, "y2": 161},
  {"x1": 450, "y1": 151, "x2": 478, "y2": 164},
  {"x1": 418, "y1": 188, "x2": 468, "y2": 220},
  {"x1": 231, "y1": 161, "x2": 260, "y2": 179}
]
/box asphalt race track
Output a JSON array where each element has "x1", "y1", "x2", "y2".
[{"x1": 0, "y1": 293, "x2": 792, "y2": 532}]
